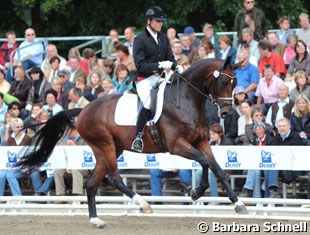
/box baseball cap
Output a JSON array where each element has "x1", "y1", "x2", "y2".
[
  {"x1": 234, "y1": 86, "x2": 245, "y2": 94},
  {"x1": 203, "y1": 23, "x2": 213, "y2": 31},
  {"x1": 253, "y1": 122, "x2": 266, "y2": 130},
  {"x1": 184, "y1": 26, "x2": 195, "y2": 35},
  {"x1": 57, "y1": 69, "x2": 70, "y2": 76}
]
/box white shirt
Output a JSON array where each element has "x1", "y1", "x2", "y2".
[
  {"x1": 14, "y1": 38, "x2": 44, "y2": 65},
  {"x1": 265, "y1": 97, "x2": 291, "y2": 128},
  {"x1": 147, "y1": 27, "x2": 158, "y2": 44}
]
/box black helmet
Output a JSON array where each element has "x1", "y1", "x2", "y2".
[{"x1": 145, "y1": 6, "x2": 167, "y2": 21}]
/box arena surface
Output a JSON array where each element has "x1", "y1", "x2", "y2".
[{"x1": 0, "y1": 215, "x2": 309, "y2": 235}]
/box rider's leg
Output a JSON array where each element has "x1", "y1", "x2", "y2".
[{"x1": 131, "y1": 107, "x2": 150, "y2": 152}]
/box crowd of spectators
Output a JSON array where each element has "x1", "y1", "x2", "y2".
[{"x1": 0, "y1": 1, "x2": 309, "y2": 200}]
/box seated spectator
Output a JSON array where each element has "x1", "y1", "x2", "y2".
[
  {"x1": 68, "y1": 56, "x2": 87, "y2": 83},
  {"x1": 283, "y1": 34, "x2": 298, "y2": 68},
  {"x1": 172, "y1": 41, "x2": 189, "y2": 66},
  {"x1": 23, "y1": 103, "x2": 43, "y2": 133},
  {"x1": 296, "y1": 13, "x2": 310, "y2": 51},
  {"x1": 233, "y1": 86, "x2": 248, "y2": 116},
  {"x1": 289, "y1": 70, "x2": 310, "y2": 102},
  {"x1": 40, "y1": 44, "x2": 66, "y2": 74},
  {"x1": 0, "y1": 30, "x2": 18, "y2": 83},
  {"x1": 191, "y1": 44, "x2": 208, "y2": 65},
  {"x1": 202, "y1": 23, "x2": 219, "y2": 50},
  {"x1": 42, "y1": 89, "x2": 63, "y2": 117},
  {"x1": 216, "y1": 35, "x2": 236, "y2": 65},
  {"x1": 98, "y1": 78, "x2": 116, "y2": 97},
  {"x1": 258, "y1": 39, "x2": 286, "y2": 78},
  {"x1": 183, "y1": 26, "x2": 200, "y2": 47},
  {"x1": 102, "y1": 59, "x2": 115, "y2": 79},
  {"x1": 123, "y1": 26, "x2": 135, "y2": 55},
  {"x1": 271, "y1": 118, "x2": 305, "y2": 193},
  {"x1": 57, "y1": 69, "x2": 73, "y2": 94},
  {"x1": 256, "y1": 65, "x2": 284, "y2": 114},
  {"x1": 235, "y1": 100, "x2": 253, "y2": 145},
  {"x1": 44, "y1": 56, "x2": 61, "y2": 83},
  {"x1": 234, "y1": 50, "x2": 259, "y2": 102},
  {"x1": 114, "y1": 45, "x2": 136, "y2": 72},
  {"x1": 84, "y1": 71, "x2": 104, "y2": 101},
  {"x1": 8, "y1": 66, "x2": 32, "y2": 109},
  {"x1": 102, "y1": 28, "x2": 121, "y2": 60},
  {"x1": 265, "y1": 84, "x2": 295, "y2": 131},
  {"x1": 180, "y1": 34, "x2": 197, "y2": 65},
  {"x1": 235, "y1": 28, "x2": 260, "y2": 63},
  {"x1": 286, "y1": 40, "x2": 310, "y2": 84},
  {"x1": 0, "y1": 111, "x2": 14, "y2": 146},
  {"x1": 68, "y1": 87, "x2": 89, "y2": 109},
  {"x1": 290, "y1": 95, "x2": 310, "y2": 145},
  {"x1": 112, "y1": 65, "x2": 133, "y2": 94},
  {"x1": 13, "y1": 28, "x2": 44, "y2": 71},
  {"x1": 51, "y1": 77, "x2": 70, "y2": 109},
  {"x1": 0, "y1": 69, "x2": 11, "y2": 94},
  {"x1": 276, "y1": 16, "x2": 295, "y2": 46},
  {"x1": 0, "y1": 93, "x2": 8, "y2": 127},
  {"x1": 8, "y1": 101, "x2": 22, "y2": 118},
  {"x1": 267, "y1": 32, "x2": 286, "y2": 57},
  {"x1": 150, "y1": 168, "x2": 191, "y2": 197},
  {"x1": 243, "y1": 106, "x2": 273, "y2": 146},
  {"x1": 54, "y1": 126, "x2": 90, "y2": 202},
  {"x1": 166, "y1": 25, "x2": 179, "y2": 47},
  {"x1": 240, "y1": 122, "x2": 274, "y2": 198},
  {"x1": 200, "y1": 38, "x2": 216, "y2": 59}
]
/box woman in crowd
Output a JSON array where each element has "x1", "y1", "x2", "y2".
[
  {"x1": 216, "y1": 35, "x2": 236, "y2": 65},
  {"x1": 114, "y1": 44, "x2": 136, "y2": 72},
  {"x1": 166, "y1": 25, "x2": 179, "y2": 48},
  {"x1": 112, "y1": 64, "x2": 133, "y2": 95},
  {"x1": 51, "y1": 77, "x2": 69, "y2": 110},
  {"x1": 44, "y1": 56, "x2": 61, "y2": 83},
  {"x1": 289, "y1": 70, "x2": 310, "y2": 102},
  {"x1": 42, "y1": 89, "x2": 63, "y2": 117},
  {"x1": 290, "y1": 95, "x2": 310, "y2": 145},
  {"x1": 84, "y1": 71, "x2": 104, "y2": 100},
  {"x1": 283, "y1": 34, "x2": 297, "y2": 68},
  {"x1": 98, "y1": 78, "x2": 116, "y2": 97},
  {"x1": 236, "y1": 99, "x2": 253, "y2": 145}
]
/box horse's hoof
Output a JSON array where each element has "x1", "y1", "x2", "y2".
[
  {"x1": 140, "y1": 203, "x2": 153, "y2": 213},
  {"x1": 90, "y1": 217, "x2": 107, "y2": 229},
  {"x1": 190, "y1": 189, "x2": 200, "y2": 201},
  {"x1": 235, "y1": 204, "x2": 248, "y2": 214}
]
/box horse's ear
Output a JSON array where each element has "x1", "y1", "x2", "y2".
[
  {"x1": 223, "y1": 56, "x2": 232, "y2": 69},
  {"x1": 233, "y1": 59, "x2": 243, "y2": 70}
]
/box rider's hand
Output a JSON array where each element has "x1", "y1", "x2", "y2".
[
  {"x1": 158, "y1": 61, "x2": 173, "y2": 69},
  {"x1": 176, "y1": 65, "x2": 184, "y2": 74}
]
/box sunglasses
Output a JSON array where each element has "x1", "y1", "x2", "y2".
[
  {"x1": 12, "y1": 107, "x2": 20, "y2": 110},
  {"x1": 246, "y1": 1, "x2": 254, "y2": 4}
]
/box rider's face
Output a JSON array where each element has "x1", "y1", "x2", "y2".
[{"x1": 149, "y1": 19, "x2": 163, "y2": 33}]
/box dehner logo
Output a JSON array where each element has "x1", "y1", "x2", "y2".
[
  {"x1": 117, "y1": 154, "x2": 128, "y2": 168},
  {"x1": 259, "y1": 150, "x2": 276, "y2": 168},
  {"x1": 6, "y1": 151, "x2": 17, "y2": 168},
  {"x1": 225, "y1": 150, "x2": 241, "y2": 168},
  {"x1": 144, "y1": 154, "x2": 159, "y2": 167},
  {"x1": 82, "y1": 151, "x2": 96, "y2": 168}
]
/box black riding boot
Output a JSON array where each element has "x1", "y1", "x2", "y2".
[{"x1": 131, "y1": 107, "x2": 150, "y2": 152}]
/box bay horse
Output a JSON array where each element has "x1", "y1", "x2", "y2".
[{"x1": 16, "y1": 57, "x2": 247, "y2": 228}]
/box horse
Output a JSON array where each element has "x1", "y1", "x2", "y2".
[{"x1": 16, "y1": 57, "x2": 247, "y2": 228}]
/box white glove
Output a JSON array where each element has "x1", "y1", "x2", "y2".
[
  {"x1": 158, "y1": 60, "x2": 173, "y2": 69},
  {"x1": 25, "y1": 104, "x2": 32, "y2": 111},
  {"x1": 176, "y1": 65, "x2": 183, "y2": 74}
]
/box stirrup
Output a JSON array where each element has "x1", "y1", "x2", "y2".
[{"x1": 131, "y1": 136, "x2": 144, "y2": 153}]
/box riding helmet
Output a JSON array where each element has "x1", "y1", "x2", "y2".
[{"x1": 145, "y1": 6, "x2": 167, "y2": 21}]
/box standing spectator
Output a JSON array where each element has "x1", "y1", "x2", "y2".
[
  {"x1": 234, "y1": 50, "x2": 259, "y2": 102},
  {"x1": 216, "y1": 35, "x2": 237, "y2": 65},
  {"x1": 235, "y1": 28, "x2": 260, "y2": 63},
  {"x1": 296, "y1": 13, "x2": 310, "y2": 50},
  {"x1": 51, "y1": 77, "x2": 70, "y2": 110},
  {"x1": 102, "y1": 28, "x2": 121, "y2": 60},
  {"x1": 283, "y1": 34, "x2": 298, "y2": 68},
  {"x1": 290, "y1": 95, "x2": 310, "y2": 145},
  {"x1": 289, "y1": 70, "x2": 310, "y2": 102},
  {"x1": 114, "y1": 44, "x2": 136, "y2": 72},
  {"x1": 265, "y1": 84, "x2": 295, "y2": 131},
  {"x1": 286, "y1": 40, "x2": 310, "y2": 83},
  {"x1": 13, "y1": 28, "x2": 44, "y2": 70},
  {"x1": 258, "y1": 40, "x2": 287, "y2": 79},
  {"x1": 68, "y1": 87, "x2": 89, "y2": 109},
  {"x1": 202, "y1": 23, "x2": 219, "y2": 50},
  {"x1": 276, "y1": 16, "x2": 294, "y2": 46},
  {"x1": 0, "y1": 30, "x2": 18, "y2": 82},
  {"x1": 40, "y1": 44, "x2": 66, "y2": 74},
  {"x1": 124, "y1": 26, "x2": 136, "y2": 55},
  {"x1": 112, "y1": 65, "x2": 133, "y2": 95},
  {"x1": 8, "y1": 66, "x2": 32, "y2": 109},
  {"x1": 271, "y1": 118, "x2": 305, "y2": 195},
  {"x1": 256, "y1": 65, "x2": 284, "y2": 114},
  {"x1": 234, "y1": 0, "x2": 268, "y2": 43},
  {"x1": 166, "y1": 25, "x2": 179, "y2": 48},
  {"x1": 24, "y1": 67, "x2": 52, "y2": 118},
  {"x1": 42, "y1": 88, "x2": 63, "y2": 117},
  {"x1": 0, "y1": 69, "x2": 11, "y2": 94},
  {"x1": 183, "y1": 26, "x2": 200, "y2": 47},
  {"x1": 267, "y1": 32, "x2": 286, "y2": 58},
  {"x1": 57, "y1": 69, "x2": 73, "y2": 94},
  {"x1": 54, "y1": 126, "x2": 90, "y2": 201}
]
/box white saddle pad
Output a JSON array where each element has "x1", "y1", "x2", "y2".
[{"x1": 115, "y1": 81, "x2": 167, "y2": 126}]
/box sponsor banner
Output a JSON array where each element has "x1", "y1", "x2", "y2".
[{"x1": 0, "y1": 146, "x2": 307, "y2": 170}]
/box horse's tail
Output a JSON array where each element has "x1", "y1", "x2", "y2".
[{"x1": 15, "y1": 108, "x2": 83, "y2": 169}]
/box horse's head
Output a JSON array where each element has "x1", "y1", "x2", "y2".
[{"x1": 205, "y1": 56, "x2": 241, "y2": 118}]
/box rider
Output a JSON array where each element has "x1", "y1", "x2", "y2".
[{"x1": 131, "y1": 6, "x2": 181, "y2": 152}]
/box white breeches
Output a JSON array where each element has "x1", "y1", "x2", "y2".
[{"x1": 135, "y1": 75, "x2": 160, "y2": 109}]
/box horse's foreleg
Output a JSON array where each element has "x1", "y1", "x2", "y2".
[{"x1": 86, "y1": 162, "x2": 107, "y2": 228}]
